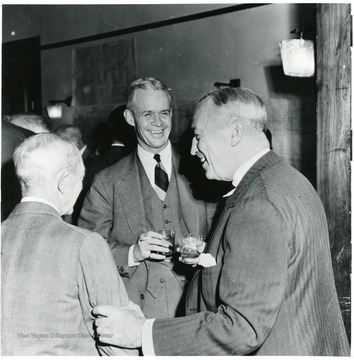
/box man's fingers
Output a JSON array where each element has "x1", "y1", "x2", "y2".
[
  {"x1": 149, "y1": 252, "x2": 166, "y2": 260},
  {"x1": 144, "y1": 238, "x2": 170, "y2": 247},
  {"x1": 146, "y1": 230, "x2": 164, "y2": 238},
  {"x1": 149, "y1": 244, "x2": 171, "y2": 252}
]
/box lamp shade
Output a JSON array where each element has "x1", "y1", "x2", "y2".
[
  {"x1": 47, "y1": 104, "x2": 62, "y2": 119},
  {"x1": 279, "y1": 39, "x2": 315, "y2": 77}
]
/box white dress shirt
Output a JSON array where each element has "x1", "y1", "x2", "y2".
[
  {"x1": 141, "y1": 147, "x2": 271, "y2": 356},
  {"x1": 137, "y1": 141, "x2": 172, "y2": 185},
  {"x1": 128, "y1": 142, "x2": 173, "y2": 267},
  {"x1": 79, "y1": 144, "x2": 87, "y2": 156}
]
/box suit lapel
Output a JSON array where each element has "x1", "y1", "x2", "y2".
[{"x1": 116, "y1": 151, "x2": 148, "y2": 239}]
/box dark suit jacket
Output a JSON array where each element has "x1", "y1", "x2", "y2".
[
  {"x1": 1, "y1": 202, "x2": 136, "y2": 356},
  {"x1": 79, "y1": 149, "x2": 209, "y2": 317},
  {"x1": 1, "y1": 122, "x2": 34, "y2": 220},
  {"x1": 81, "y1": 146, "x2": 96, "y2": 161},
  {"x1": 152, "y1": 151, "x2": 350, "y2": 356}
]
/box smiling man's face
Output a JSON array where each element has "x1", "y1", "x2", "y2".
[
  {"x1": 190, "y1": 99, "x2": 234, "y2": 182},
  {"x1": 128, "y1": 89, "x2": 172, "y2": 153}
]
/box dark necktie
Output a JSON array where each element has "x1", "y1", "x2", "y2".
[{"x1": 154, "y1": 153, "x2": 169, "y2": 200}]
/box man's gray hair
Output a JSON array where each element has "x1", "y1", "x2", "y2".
[
  {"x1": 126, "y1": 77, "x2": 172, "y2": 112},
  {"x1": 196, "y1": 87, "x2": 268, "y2": 132},
  {"x1": 9, "y1": 112, "x2": 51, "y2": 133},
  {"x1": 14, "y1": 133, "x2": 82, "y2": 190}
]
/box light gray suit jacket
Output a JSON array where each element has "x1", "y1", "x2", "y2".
[
  {"x1": 79, "y1": 149, "x2": 209, "y2": 317},
  {"x1": 152, "y1": 151, "x2": 350, "y2": 356},
  {"x1": 1, "y1": 202, "x2": 136, "y2": 356}
]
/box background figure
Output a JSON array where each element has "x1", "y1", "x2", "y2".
[
  {"x1": 9, "y1": 112, "x2": 51, "y2": 133},
  {"x1": 73, "y1": 106, "x2": 136, "y2": 225},
  {"x1": 54, "y1": 124, "x2": 95, "y2": 161},
  {"x1": 1, "y1": 120, "x2": 34, "y2": 220},
  {"x1": 79, "y1": 77, "x2": 210, "y2": 319},
  {"x1": 93, "y1": 87, "x2": 349, "y2": 356},
  {"x1": 1, "y1": 133, "x2": 136, "y2": 356},
  {"x1": 85, "y1": 105, "x2": 137, "y2": 187},
  {"x1": 92, "y1": 105, "x2": 137, "y2": 156}
]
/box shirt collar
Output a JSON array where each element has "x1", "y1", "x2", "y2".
[
  {"x1": 223, "y1": 148, "x2": 270, "y2": 197},
  {"x1": 137, "y1": 141, "x2": 172, "y2": 166},
  {"x1": 79, "y1": 144, "x2": 87, "y2": 156},
  {"x1": 21, "y1": 196, "x2": 60, "y2": 213}
]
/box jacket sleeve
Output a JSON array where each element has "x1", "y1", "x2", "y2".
[
  {"x1": 77, "y1": 233, "x2": 138, "y2": 356},
  {"x1": 151, "y1": 197, "x2": 289, "y2": 355},
  {"x1": 78, "y1": 173, "x2": 131, "y2": 272},
  {"x1": 78, "y1": 173, "x2": 113, "y2": 240}
]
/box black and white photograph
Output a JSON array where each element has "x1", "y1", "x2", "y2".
[{"x1": 1, "y1": 1, "x2": 351, "y2": 356}]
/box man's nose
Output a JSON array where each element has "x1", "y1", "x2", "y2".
[
  {"x1": 190, "y1": 137, "x2": 198, "y2": 156},
  {"x1": 152, "y1": 114, "x2": 163, "y2": 126}
]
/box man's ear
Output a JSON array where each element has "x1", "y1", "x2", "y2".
[
  {"x1": 230, "y1": 120, "x2": 244, "y2": 147},
  {"x1": 124, "y1": 109, "x2": 135, "y2": 127},
  {"x1": 57, "y1": 170, "x2": 69, "y2": 195}
]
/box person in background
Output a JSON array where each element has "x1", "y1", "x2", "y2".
[
  {"x1": 1, "y1": 120, "x2": 34, "y2": 220},
  {"x1": 54, "y1": 124, "x2": 95, "y2": 161},
  {"x1": 79, "y1": 77, "x2": 210, "y2": 320},
  {"x1": 72, "y1": 107, "x2": 136, "y2": 226},
  {"x1": 93, "y1": 87, "x2": 350, "y2": 356},
  {"x1": 85, "y1": 105, "x2": 137, "y2": 188},
  {"x1": 1, "y1": 133, "x2": 137, "y2": 356},
  {"x1": 9, "y1": 112, "x2": 51, "y2": 133}
]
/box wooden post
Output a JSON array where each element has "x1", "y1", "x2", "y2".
[{"x1": 316, "y1": 3, "x2": 351, "y2": 340}]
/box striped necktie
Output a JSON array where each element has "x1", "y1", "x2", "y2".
[{"x1": 154, "y1": 153, "x2": 169, "y2": 201}]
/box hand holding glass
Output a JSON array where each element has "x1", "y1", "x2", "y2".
[
  {"x1": 179, "y1": 234, "x2": 204, "y2": 264},
  {"x1": 155, "y1": 230, "x2": 175, "y2": 257}
]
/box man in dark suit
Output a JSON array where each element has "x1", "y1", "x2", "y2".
[
  {"x1": 1, "y1": 133, "x2": 137, "y2": 356},
  {"x1": 1, "y1": 120, "x2": 34, "y2": 220},
  {"x1": 79, "y1": 77, "x2": 209, "y2": 319},
  {"x1": 93, "y1": 87, "x2": 350, "y2": 356},
  {"x1": 83, "y1": 104, "x2": 137, "y2": 191}
]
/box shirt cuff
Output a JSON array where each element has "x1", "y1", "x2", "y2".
[
  {"x1": 128, "y1": 245, "x2": 140, "y2": 267},
  {"x1": 142, "y1": 318, "x2": 156, "y2": 356}
]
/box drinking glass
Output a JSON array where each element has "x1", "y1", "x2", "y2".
[{"x1": 179, "y1": 234, "x2": 204, "y2": 264}]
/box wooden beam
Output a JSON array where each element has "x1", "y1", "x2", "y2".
[
  {"x1": 316, "y1": 3, "x2": 351, "y2": 339},
  {"x1": 40, "y1": 4, "x2": 269, "y2": 51}
]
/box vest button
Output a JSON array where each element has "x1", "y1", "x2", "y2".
[
  {"x1": 160, "y1": 278, "x2": 165, "y2": 283},
  {"x1": 165, "y1": 220, "x2": 170, "y2": 224},
  {"x1": 140, "y1": 294, "x2": 145, "y2": 300},
  {"x1": 163, "y1": 204, "x2": 167, "y2": 209}
]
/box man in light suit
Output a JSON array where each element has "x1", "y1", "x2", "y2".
[
  {"x1": 1, "y1": 133, "x2": 137, "y2": 356},
  {"x1": 79, "y1": 77, "x2": 209, "y2": 319},
  {"x1": 93, "y1": 87, "x2": 350, "y2": 356}
]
